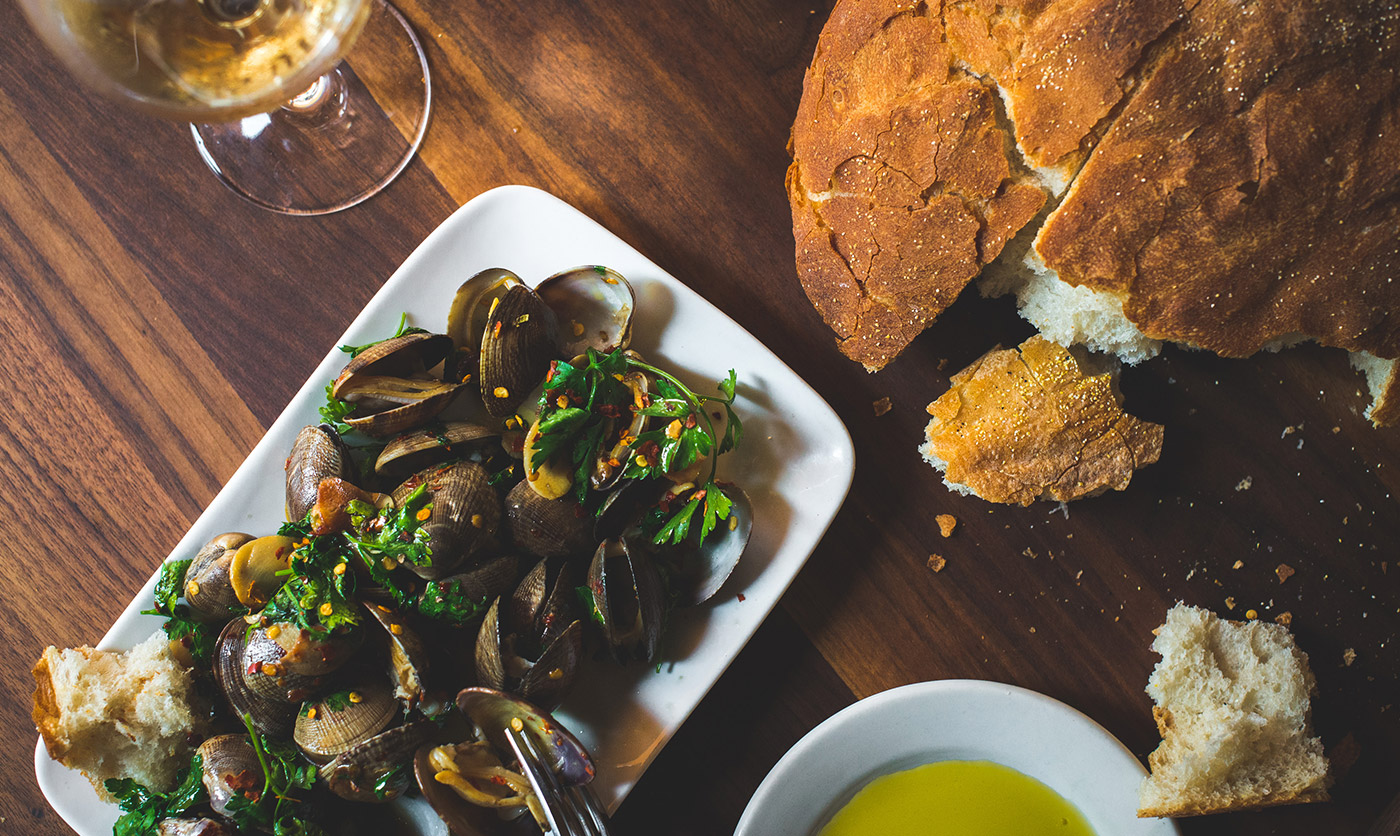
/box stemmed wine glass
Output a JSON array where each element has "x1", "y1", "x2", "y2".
[{"x1": 20, "y1": 0, "x2": 431, "y2": 215}]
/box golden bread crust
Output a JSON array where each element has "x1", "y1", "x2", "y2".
[
  {"x1": 1037, "y1": 0, "x2": 1400, "y2": 361},
  {"x1": 922, "y1": 335, "x2": 1163, "y2": 504},
  {"x1": 789, "y1": 0, "x2": 1044, "y2": 370}
]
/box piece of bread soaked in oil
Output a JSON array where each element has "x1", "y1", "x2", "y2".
[
  {"x1": 920, "y1": 335, "x2": 1163, "y2": 504},
  {"x1": 1138, "y1": 604, "x2": 1331, "y2": 817},
  {"x1": 33, "y1": 631, "x2": 208, "y2": 797},
  {"x1": 788, "y1": 0, "x2": 1400, "y2": 424}
]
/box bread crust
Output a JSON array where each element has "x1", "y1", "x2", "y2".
[
  {"x1": 788, "y1": 0, "x2": 1044, "y2": 370},
  {"x1": 921, "y1": 335, "x2": 1163, "y2": 503},
  {"x1": 1036, "y1": 0, "x2": 1400, "y2": 362}
]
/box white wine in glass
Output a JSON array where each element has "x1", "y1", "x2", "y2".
[{"x1": 22, "y1": 0, "x2": 431, "y2": 214}]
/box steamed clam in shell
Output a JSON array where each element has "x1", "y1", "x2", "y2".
[
  {"x1": 661, "y1": 484, "x2": 753, "y2": 606},
  {"x1": 184, "y1": 532, "x2": 253, "y2": 621},
  {"x1": 474, "y1": 559, "x2": 583, "y2": 710},
  {"x1": 479, "y1": 283, "x2": 559, "y2": 418},
  {"x1": 293, "y1": 680, "x2": 398, "y2": 764},
  {"x1": 416, "y1": 688, "x2": 597, "y2": 832},
  {"x1": 587, "y1": 536, "x2": 664, "y2": 664},
  {"x1": 535, "y1": 265, "x2": 635, "y2": 357},
  {"x1": 503, "y1": 479, "x2": 594, "y2": 561},
  {"x1": 323, "y1": 721, "x2": 436, "y2": 802},
  {"x1": 332, "y1": 333, "x2": 464, "y2": 437},
  {"x1": 391, "y1": 461, "x2": 501, "y2": 580},
  {"x1": 286, "y1": 424, "x2": 352, "y2": 524}
]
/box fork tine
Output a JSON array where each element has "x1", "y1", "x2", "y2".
[
  {"x1": 515, "y1": 727, "x2": 593, "y2": 835},
  {"x1": 566, "y1": 782, "x2": 614, "y2": 836},
  {"x1": 504, "y1": 727, "x2": 564, "y2": 835}
]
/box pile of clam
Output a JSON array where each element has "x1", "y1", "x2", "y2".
[{"x1": 158, "y1": 266, "x2": 751, "y2": 834}]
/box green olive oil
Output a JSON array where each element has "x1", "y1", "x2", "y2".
[{"x1": 816, "y1": 760, "x2": 1096, "y2": 836}]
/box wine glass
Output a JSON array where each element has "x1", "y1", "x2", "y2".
[{"x1": 19, "y1": 0, "x2": 431, "y2": 215}]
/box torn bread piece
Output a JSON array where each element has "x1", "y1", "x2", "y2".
[
  {"x1": 1139, "y1": 603, "x2": 1331, "y2": 817},
  {"x1": 921, "y1": 335, "x2": 1163, "y2": 504},
  {"x1": 33, "y1": 631, "x2": 208, "y2": 797}
]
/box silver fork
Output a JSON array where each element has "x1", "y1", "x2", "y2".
[{"x1": 505, "y1": 725, "x2": 614, "y2": 836}]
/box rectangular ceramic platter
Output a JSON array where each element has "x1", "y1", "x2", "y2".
[{"x1": 36, "y1": 185, "x2": 856, "y2": 836}]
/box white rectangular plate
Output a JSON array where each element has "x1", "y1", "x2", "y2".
[{"x1": 36, "y1": 185, "x2": 855, "y2": 835}]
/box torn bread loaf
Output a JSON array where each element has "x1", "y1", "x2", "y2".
[
  {"x1": 1138, "y1": 604, "x2": 1331, "y2": 817},
  {"x1": 920, "y1": 335, "x2": 1163, "y2": 504},
  {"x1": 34, "y1": 631, "x2": 208, "y2": 796},
  {"x1": 789, "y1": 0, "x2": 1400, "y2": 424}
]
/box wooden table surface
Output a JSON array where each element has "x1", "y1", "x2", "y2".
[{"x1": 2, "y1": 1, "x2": 1398, "y2": 834}]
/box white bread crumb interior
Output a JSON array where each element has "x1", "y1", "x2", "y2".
[
  {"x1": 1138, "y1": 603, "x2": 1330, "y2": 817},
  {"x1": 33, "y1": 631, "x2": 206, "y2": 796}
]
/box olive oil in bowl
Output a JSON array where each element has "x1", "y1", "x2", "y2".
[{"x1": 818, "y1": 760, "x2": 1095, "y2": 836}]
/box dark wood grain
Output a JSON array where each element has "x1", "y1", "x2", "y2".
[{"x1": 1, "y1": 1, "x2": 1396, "y2": 835}]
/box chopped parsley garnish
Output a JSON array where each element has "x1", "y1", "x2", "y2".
[
  {"x1": 531, "y1": 348, "x2": 743, "y2": 548},
  {"x1": 105, "y1": 754, "x2": 207, "y2": 836},
  {"x1": 224, "y1": 715, "x2": 323, "y2": 836},
  {"x1": 418, "y1": 577, "x2": 489, "y2": 625},
  {"x1": 142, "y1": 559, "x2": 218, "y2": 665}
]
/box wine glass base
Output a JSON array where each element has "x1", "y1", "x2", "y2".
[{"x1": 191, "y1": 0, "x2": 431, "y2": 215}]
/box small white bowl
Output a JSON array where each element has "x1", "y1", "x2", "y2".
[{"x1": 735, "y1": 679, "x2": 1179, "y2": 836}]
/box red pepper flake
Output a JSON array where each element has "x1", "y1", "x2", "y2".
[
  {"x1": 638, "y1": 440, "x2": 660, "y2": 460},
  {"x1": 685, "y1": 413, "x2": 697, "y2": 429},
  {"x1": 692, "y1": 489, "x2": 707, "y2": 501},
  {"x1": 736, "y1": 593, "x2": 746, "y2": 602},
  {"x1": 599, "y1": 404, "x2": 623, "y2": 418},
  {"x1": 275, "y1": 546, "x2": 285, "y2": 558},
  {"x1": 493, "y1": 320, "x2": 503, "y2": 336}
]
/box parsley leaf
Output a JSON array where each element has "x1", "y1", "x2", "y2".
[
  {"x1": 141, "y1": 559, "x2": 218, "y2": 665},
  {"x1": 318, "y1": 383, "x2": 356, "y2": 436},
  {"x1": 338, "y1": 313, "x2": 428, "y2": 358},
  {"x1": 418, "y1": 577, "x2": 489, "y2": 625},
  {"x1": 106, "y1": 754, "x2": 207, "y2": 836}
]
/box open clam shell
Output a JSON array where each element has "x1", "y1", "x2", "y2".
[
  {"x1": 587, "y1": 536, "x2": 664, "y2": 664},
  {"x1": 475, "y1": 560, "x2": 584, "y2": 710},
  {"x1": 362, "y1": 601, "x2": 430, "y2": 709},
  {"x1": 374, "y1": 421, "x2": 500, "y2": 479},
  {"x1": 455, "y1": 688, "x2": 596, "y2": 787},
  {"x1": 324, "y1": 721, "x2": 436, "y2": 802},
  {"x1": 536, "y1": 265, "x2": 635, "y2": 357},
  {"x1": 197, "y1": 734, "x2": 261, "y2": 817},
  {"x1": 480, "y1": 284, "x2": 560, "y2": 418},
  {"x1": 332, "y1": 333, "x2": 464, "y2": 437},
  {"x1": 665, "y1": 485, "x2": 754, "y2": 606}
]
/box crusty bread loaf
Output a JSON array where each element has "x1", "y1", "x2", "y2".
[
  {"x1": 921, "y1": 335, "x2": 1163, "y2": 504},
  {"x1": 33, "y1": 631, "x2": 208, "y2": 796},
  {"x1": 789, "y1": 0, "x2": 1400, "y2": 425},
  {"x1": 1138, "y1": 604, "x2": 1331, "y2": 817}
]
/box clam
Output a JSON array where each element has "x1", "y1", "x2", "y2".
[
  {"x1": 503, "y1": 479, "x2": 595, "y2": 561},
  {"x1": 331, "y1": 333, "x2": 464, "y2": 437},
  {"x1": 184, "y1": 532, "x2": 253, "y2": 621},
  {"x1": 536, "y1": 265, "x2": 635, "y2": 357},
  {"x1": 228, "y1": 534, "x2": 297, "y2": 608},
  {"x1": 417, "y1": 688, "x2": 596, "y2": 832},
  {"x1": 374, "y1": 421, "x2": 500, "y2": 479},
  {"x1": 197, "y1": 734, "x2": 262, "y2": 817},
  {"x1": 474, "y1": 560, "x2": 584, "y2": 710},
  {"x1": 586, "y1": 537, "x2": 664, "y2": 664},
  {"x1": 286, "y1": 424, "x2": 352, "y2": 523},
  {"x1": 661, "y1": 485, "x2": 753, "y2": 606},
  {"x1": 323, "y1": 721, "x2": 436, "y2": 802},
  {"x1": 362, "y1": 601, "x2": 431, "y2": 709},
  {"x1": 479, "y1": 283, "x2": 560, "y2": 418},
  {"x1": 294, "y1": 680, "x2": 398, "y2": 764},
  {"x1": 588, "y1": 369, "x2": 651, "y2": 492},
  {"x1": 391, "y1": 461, "x2": 501, "y2": 579},
  {"x1": 213, "y1": 620, "x2": 295, "y2": 737}
]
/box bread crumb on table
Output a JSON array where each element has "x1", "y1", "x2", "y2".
[
  {"x1": 1343, "y1": 648, "x2": 1357, "y2": 666},
  {"x1": 1225, "y1": 596, "x2": 1236, "y2": 610},
  {"x1": 1232, "y1": 560, "x2": 1244, "y2": 570},
  {"x1": 927, "y1": 554, "x2": 946, "y2": 572},
  {"x1": 1235, "y1": 476, "x2": 1253, "y2": 491},
  {"x1": 936, "y1": 514, "x2": 957, "y2": 537},
  {"x1": 1275, "y1": 611, "x2": 1293, "y2": 626},
  {"x1": 1277, "y1": 563, "x2": 1296, "y2": 583},
  {"x1": 872, "y1": 396, "x2": 892, "y2": 416}
]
